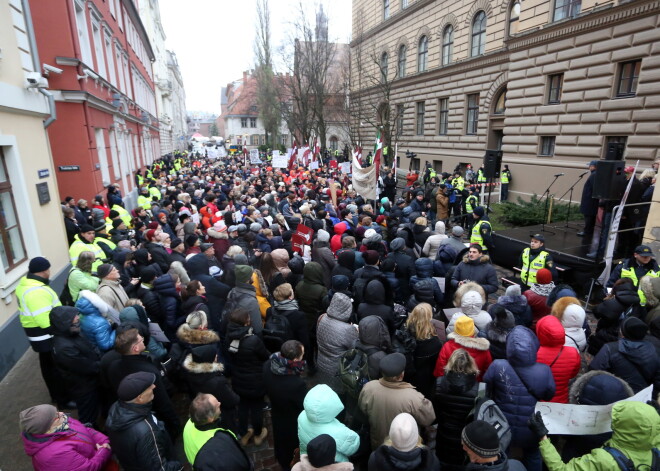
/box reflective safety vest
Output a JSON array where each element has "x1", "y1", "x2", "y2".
[
  {"x1": 111, "y1": 204, "x2": 131, "y2": 227},
  {"x1": 137, "y1": 194, "x2": 151, "y2": 210},
  {"x1": 454, "y1": 176, "x2": 465, "y2": 191},
  {"x1": 136, "y1": 174, "x2": 144, "y2": 186},
  {"x1": 69, "y1": 235, "x2": 105, "y2": 271},
  {"x1": 149, "y1": 187, "x2": 161, "y2": 201},
  {"x1": 429, "y1": 169, "x2": 437, "y2": 180},
  {"x1": 465, "y1": 195, "x2": 478, "y2": 214},
  {"x1": 182, "y1": 419, "x2": 237, "y2": 465},
  {"x1": 638, "y1": 271, "x2": 659, "y2": 306},
  {"x1": 471, "y1": 220, "x2": 491, "y2": 251},
  {"x1": 501, "y1": 171, "x2": 510, "y2": 184},
  {"x1": 521, "y1": 248, "x2": 549, "y2": 285},
  {"x1": 477, "y1": 169, "x2": 487, "y2": 183},
  {"x1": 16, "y1": 276, "x2": 61, "y2": 348},
  {"x1": 145, "y1": 169, "x2": 153, "y2": 180}
]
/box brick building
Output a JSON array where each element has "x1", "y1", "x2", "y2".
[
  {"x1": 29, "y1": 0, "x2": 161, "y2": 207},
  {"x1": 350, "y1": 0, "x2": 660, "y2": 200}
]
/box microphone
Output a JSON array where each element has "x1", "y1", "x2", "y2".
[{"x1": 554, "y1": 173, "x2": 564, "y2": 177}]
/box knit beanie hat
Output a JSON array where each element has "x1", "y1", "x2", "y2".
[
  {"x1": 140, "y1": 267, "x2": 157, "y2": 284},
  {"x1": 250, "y1": 222, "x2": 262, "y2": 233},
  {"x1": 233, "y1": 254, "x2": 249, "y2": 265},
  {"x1": 363, "y1": 250, "x2": 379, "y2": 265},
  {"x1": 452, "y1": 226, "x2": 464, "y2": 237},
  {"x1": 96, "y1": 264, "x2": 113, "y2": 279},
  {"x1": 462, "y1": 420, "x2": 500, "y2": 458},
  {"x1": 621, "y1": 317, "x2": 648, "y2": 341},
  {"x1": 331, "y1": 275, "x2": 350, "y2": 293},
  {"x1": 364, "y1": 228, "x2": 377, "y2": 240},
  {"x1": 461, "y1": 290, "x2": 484, "y2": 316},
  {"x1": 505, "y1": 284, "x2": 521, "y2": 297},
  {"x1": 28, "y1": 257, "x2": 50, "y2": 273},
  {"x1": 317, "y1": 229, "x2": 330, "y2": 243},
  {"x1": 473, "y1": 207, "x2": 485, "y2": 217},
  {"x1": 455, "y1": 315, "x2": 476, "y2": 337},
  {"x1": 185, "y1": 234, "x2": 199, "y2": 247},
  {"x1": 213, "y1": 220, "x2": 227, "y2": 232},
  {"x1": 112, "y1": 219, "x2": 124, "y2": 229},
  {"x1": 79, "y1": 223, "x2": 95, "y2": 233},
  {"x1": 390, "y1": 237, "x2": 405, "y2": 251},
  {"x1": 19, "y1": 404, "x2": 57, "y2": 434},
  {"x1": 389, "y1": 413, "x2": 419, "y2": 452},
  {"x1": 307, "y1": 434, "x2": 336, "y2": 468},
  {"x1": 235, "y1": 265, "x2": 253, "y2": 284},
  {"x1": 535, "y1": 268, "x2": 552, "y2": 285},
  {"x1": 145, "y1": 229, "x2": 157, "y2": 242}
]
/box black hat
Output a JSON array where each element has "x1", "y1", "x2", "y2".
[
  {"x1": 307, "y1": 434, "x2": 336, "y2": 468},
  {"x1": 117, "y1": 372, "x2": 156, "y2": 401},
  {"x1": 170, "y1": 238, "x2": 183, "y2": 249},
  {"x1": 634, "y1": 245, "x2": 654, "y2": 257},
  {"x1": 531, "y1": 233, "x2": 545, "y2": 243},
  {"x1": 96, "y1": 264, "x2": 113, "y2": 279},
  {"x1": 140, "y1": 267, "x2": 157, "y2": 284},
  {"x1": 28, "y1": 257, "x2": 50, "y2": 273},
  {"x1": 473, "y1": 207, "x2": 485, "y2": 217},
  {"x1": 79, "y1": 223, "x2": 95, "y2": 233},
  {"x1": 380, "y1": 352, "x2": 406, "y2": 377},
  {"x1": 185, "y1": 234, "x2": 199, "y2": 247},
  {"x1": 112, "y1": 219, "x2": 124, "y2": 229},
  {"x1": 462, "y1": 420, "x2": 500, "y2": 458},
  {"x1": 621, "y1": 317, "x2": 648, "y2": 341},
  {"x1": 200, "y1": 243, "x2": 214, "y2": 253}
]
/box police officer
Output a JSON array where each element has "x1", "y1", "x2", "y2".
[
  {"x1": 476, "y1": 165, "x2": 487, "y2": 184},
  {"x1": 470, "y1": 207, "x2": 494, "y2": 253},
  {"x1": 519, "y1": 234, "x2": 556, "y2": 288},
  {"x1": 500, "y1": 164, "x2": 512, "y2": 201},
  {"x1": 464, "y1": 187, "x2": 479, "y2": 232},
  {"x1": 606, "y1": 245, "x2": 659, "y2": 290}
]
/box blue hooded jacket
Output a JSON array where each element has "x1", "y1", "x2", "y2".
[{"x1": 75, "y1": 292, "x2": 116, "y2": 352}]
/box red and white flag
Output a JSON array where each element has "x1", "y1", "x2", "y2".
[
  {"x1": 313, "y1": 137, "x2": 320, "y2": 162},
  {"x1": 288, "y1": 137, "x2": 298, "y2": 170},
  {"x1": 372, "y1": 129, "x2": 383, "y2": 179}
]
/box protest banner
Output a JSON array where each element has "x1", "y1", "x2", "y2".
[
  {"x1": 291, "y1": 224, "x2": 313, "y2": 255},
  {"x1": 340, "y1": 162, "x2": 351, "y2": 174},
  {"x1": 249, "y1": 149, "x2": 262, "y2": 164},
  {"x1": 272, "y1": 150, "x2": 287, "y2": 168}
]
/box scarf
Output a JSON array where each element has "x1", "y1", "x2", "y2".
[
  {"x1": 274, "y1": 298, "x2": 299, "y2": 311},
  {"x1": 531, "y1": 281, "x2": 555, "y2": 297},
  {"x1": 269, "y1": 352, "x2": 306, "y2": 376}
]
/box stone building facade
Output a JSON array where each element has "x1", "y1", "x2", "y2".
[{"x1": 350, "y1": 0, "x2": 660, "y2": 200}]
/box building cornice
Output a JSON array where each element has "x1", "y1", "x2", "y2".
[
  {"x1": 120, "y1": 0, "x2": 155, "y2": 61},
  {"x1": 351, "y1": 0, "x2": 435, "y2": 46}
]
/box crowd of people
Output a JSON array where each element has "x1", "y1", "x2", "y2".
[{"x1": 16, "y1": 152, "x2": 660, "y2": 471}]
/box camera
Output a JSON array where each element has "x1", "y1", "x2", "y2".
[{"x1": 43, "y1": 64, "x2": 64, "y2": 75}]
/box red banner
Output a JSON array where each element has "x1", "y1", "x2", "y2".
[{"x1": 291, "y1": 223, "x2": 313, "y2": 255}]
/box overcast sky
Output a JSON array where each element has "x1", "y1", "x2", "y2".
[{"x1": 159, "y1": 0, "x2": 353, "y2": 114}]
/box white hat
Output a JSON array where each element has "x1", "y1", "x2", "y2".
[{"x1": 389, "y1": 413, "x2": 419, "y2": 452}]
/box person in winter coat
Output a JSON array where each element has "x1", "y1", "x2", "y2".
[
  {"x1": 356, "y1": 315, "x2": 393, "y2": 380},
  {"x1": 435, "y1": 316, "x2": 492, "y2": 382},
  {"x1": 119, "y1": 303, "x2": 167, "y2": 361},
  {"x1": 298, "y1": 384, "x2": 361, "y2": 462},
  {"x1": 224, "y1": 308, "x2": 270, "y2": 446},
  {"x1": 220, "y1": 245, "x2": 242, "y2": 288},
  {"x1": 368, "y1": 413, "x2": 439, "y2": 471},
  {"x1": 312, "y1": 231, "x2": 337, "y2": 288},
  {"x1": 294, "y1": 434, "x2": 354, "y2": 471},
  {"x1": 435, "y1": 186, "x2": 450, "y2": 222},
  {"x1": 187, "y1": 253, "x2": 231, "y2": 333},
  {"x1": 287, "y1": 254, "x2": 306, "y2": 289},
  {"x1": 404, "y1": 303, "x2": 443, "y2": 399},
  {"x1": 153, "y1": 273, "x2": 183, "y2": 341},
  {"x1": 447, "y1": 290, "x2": 492, "y2": 334},
  {"x1": 49, "y1": 306, "x2": 102, "y2": 426},
  {"x1": 535, "y1": 315, "x2": 581, "y2": 403},
  {"x1": 264, "y1": 340, "x2": 308, "y2": 471},
  {"x1": 176, "y1": 311, "x2": 221, "y2": 351},
  {"x1": 461, "y1": 420, "x2": 527, "y2": 471},
  {"x1": 451, "y1": 244, "x2": 499, "y2": 296},
  {"x1": 357, "y1": 279, "x2": 396, "y2": 335},
  {"x1": 560, "y1": 370, "x2": 634, "y2": 460},
  {"x1": 250, "y1": 269, "x2": 271, "y2": 321},
  {"x1": 75, "y1": 290, "x2": 117, "y2": 352},
  {"x1": 529, "y1": 401, "x2": 660, "y2": 471},
  {"x1": 409, "y1": 258, "x2": 443, "y2": 306},
  {"x1": 221, "y1": 264, "x2": 263, "y2": 337},
  {"x1": 134, "y1": 267, "x2": 163, "y2": 325},
  {"x1": 20, "y1": 404, "x2": 112, "y2": 471},
  {"x1": 589, "y1": 316, "x2": 660, "y2": 395},
  {"x1": 495, "y1": 284, "x2": 532, "y2": 327},
  {"x1": 640, "y1": 274, "x2": 660, "y2": 324},
  {"x1": 484, "y1": 305, "x2": 515, "y2": 360},
  {"x1": 387, "y1": 238, "x2": 417, "y2": 300},
  {"x1": 433, "y1": 349, "x2": 481, "y2": 469},
  {"x1": 296, "y1": 262, "x2": 330, "y2": 326},
  {"x1": 206, "y1": 220, "x2": 231, "y2": 260},
  {"x1": 551, "y1": 297, "x2": 587, "y2": 352},
  {"x1": 332, "y1": 251, "x2": 356, "y2": 288},
  {"x1": 421, "y1": 221, "x2": 448, "y2": 260},
  {"x1": 265, "y1": 282, "x2": 310, "y2": 351},
  {"x1": 180, "y1": 279, "x2": 211, "y2": 318},
  {"x1": 67, "y1": 251, "x2": 99, "y2": 302},
  {"x1": 412, "y1": 217, "x2": 431, "y2": 249},
  {"x1": 144, "y1": 231, "x2": 173, "y2": 274},
  {"x1": 96, "y1": 263, "x2": 129, "y2": 312},
  {"x1": 522, "y1": 268, "x2": 554, "y2": 330},
  {"x1": 105, "y1": 372, "x2": 182, "y2": 471},
  {"x1": 316, "y1": 293, "x2": 359, "y2": 393},
  {"x1": 483, "y1": 326, "x2": 556, "y2": 471}
]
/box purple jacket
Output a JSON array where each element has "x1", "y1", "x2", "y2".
[{"x1": 22, "y1": 416, "x2": 111, "y2": 471}]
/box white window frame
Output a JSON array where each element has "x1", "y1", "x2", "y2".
[
  {"x1": 91, "y1": 17, "x2": 106, "y2": 78},
  {"x1": 74, "y1": 0, "x2": 93, "y2": 66},
  {"x1": 95, "y1": 128, "x2": 111, "y2": 186}
]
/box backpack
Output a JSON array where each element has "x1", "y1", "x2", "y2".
[
  {"x1": 468, "y1": 396, "x2": 512, "y2": 452},
  {"x1": 59, "y1": 268, "x2": 76, "y2": 306},
  {"x1": 339, "y1": 348, "x2": 371, "y2": 398},
  {"x1": 263, "y1": 308, "x2": 294, "y2": 351},
  {"x1": 391, "y1": 327, "x2": 417, "y2": 376},
  {"x1": 603, "y1": 446, "x2": 660, "y2": 471}
]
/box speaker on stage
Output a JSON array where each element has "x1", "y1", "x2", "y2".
[
  {"x1": 606, "y1": 143, "x2": 625, "y2": 160},
  {"x1": 483, "y1": 149, "x2": 503, "y2": 179},
  {"x1": 593, "y1": 160, "x2": 626, "y2": 200}
]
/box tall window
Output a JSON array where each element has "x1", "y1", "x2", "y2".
[
  {"x1": 383, "y1": 0, "x2": 390, "y2": 19},
  {"x1": 74, "y1": 0, "x2": 93, "y2": 65},
  {"x1": 329, "y1": 136, "x2": 339, "y2": 151},
  {"x1": 547, "y1": 74, "x2": 563, "y2": 104},
  {"x1": 381, "y1": 52, "x2": 389, "y2": 82},
  {"x1": 466, "y1": 94, "x2": 479, "y2": 135},
  {"x1": 91, "y1": 20, "x2": 106, "y2": 78},
  {"x1": 250, "y1": 117, "x2": 257, "y2": 127},
  {"x1": 401, "y1": 0, "x2": 408, "y2": 8},
  {"x1": 439, "y1": 98, "x2": 449, "y2": 135},
  {"x1": 0, "y1": 151, "x2": 27, "y2": 271},
  {"x1": 396, "y1": 104, "x2": 404, "y2": 136},
  {"x1": 416, "y1": 101, "x2": 425, "y2": 135},
  {"x1": 553, "y1": 0, "x2": 581, "y2": 21},
  {"x1": 540, "y1": 136, "x2": 556, "y2": 156},
  {"x1": 442, "y1": 25, "x2": 453, "y2": 66},
  {"x1": 398, "y1": 45, "x2": 406, "y2": 78},
  {"x1": 493, "y1": 89, "x2": 506, "y2": 114},
  {"x1": 471, "y1": 11, "x2": 487, "y2": 57},
  {"x1": 509, "y1": 1, "x2": 521, "y2": 36},
  {"x1": 418, "y1": 35, "x2": 428, "y2": 73},
  {"x1": 616, "y1": 60, "x2": 642, "y2": 97},
  {"x1": 241, "y1": 118, "x2": 248, "y2": 128},
  {"x1": 104, "y1": 30, "x2": 116, "y2": 86}
]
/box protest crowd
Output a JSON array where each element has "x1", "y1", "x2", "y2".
[{"x1": 16, "y1": 150, "x2": 660, "y2": 471}]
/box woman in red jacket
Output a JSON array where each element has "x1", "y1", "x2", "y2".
[
  {"x1": 434, "y1": 315, "x2": 492, "y2": 381},
  {"x1": 535, "y1": 315, "x2": 581, "y2": 403}
]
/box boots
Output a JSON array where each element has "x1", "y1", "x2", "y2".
[
  {"x1": 240, "y1": 428, "x2": 254, "y2": 447},
  {"x1": 253, "y1": 427, "x2": 268, "y2": 446}
]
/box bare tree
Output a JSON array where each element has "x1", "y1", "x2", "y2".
[{"x1": 254, "y1": 0, "x2": 280, "y2": 147}]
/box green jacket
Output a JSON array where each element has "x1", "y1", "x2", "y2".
[
  {"x1": 67, "y1": 267, "x2": 99, "y2": 302},
  {"x1": 540, "y1": 401, "x2": 660, "y2": 471},
  {"x1": 295, "y1": 262, "x2": 328, "y2": 323}
]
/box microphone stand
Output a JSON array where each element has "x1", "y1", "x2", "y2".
[
  {"x1": 540, "y1": 174, "x2": 562, "y2": 235},
  {"x1": 556, "y1": 172, "x2": 587, "y2": 228}
]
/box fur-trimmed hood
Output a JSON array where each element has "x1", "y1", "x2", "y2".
[
  {"x1": 251, "y1": 269, "x2": 269, "y2": 297},
  {"x1": 206, "y1": 228, "x2": 228, "y2": 240},
  {"x1": 550, "y1": 296, "x2": 581, "y2": 320},
  {"x1": 453, "y1": 281, "x2": 486, "y2": 307},
  {"x1": 448, "y1": 332, "x2": 490, "y2": 351},
  {"x1": 568, "y1": 370, "x2": 634, "y2": 405},
  {"x1": 640, "y1": 275, "x2": 660, "y2": 308},
  {"x1": 182, "y1": 353, "x2": 225, "y2": 374},
  {"x1": 176, "y1": 323, "x2": 220, "y2": 345},
  {"x1": 461, "y1": 253, "x2": 490, "y2": 264}
]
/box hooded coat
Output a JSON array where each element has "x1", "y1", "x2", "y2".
[
  {"x1": 21, "y1": 416, "x2": 112, "y2": 471},
  {"x1": 589, "y1": 284, "x2": 642, "y2": 356},
  {"x1": 206, "y1": 227, "x2": 231, "y2": 259},
  {"x1": 421, "y1": 221, "x2": 448, "y2": 260},
  {"x1": 296, "y1": 262, "x2": 329, "y2": 325},
  {"x1": 434, "y1": 332, "x2": 492, "y2": 382},
  {"x1": 640, "y1": 275, "x2": 660, "y2": 324},
  {"x1": 450, "y1": 253, "x2": 499, "y2": 295},
  {"x1": 152, "y1": 274, "x2": 183, "y2": 340},
  {"x1": 387, "y1": 247, "x2": 417, "y2": 300},
  {"x1": 187, "y1": 253, "x2": 231, "y2": 332},
  {"x1": 495, "y1": 294, "x2": 532, "y2": 328},
  {"x1": 298, "y1": 384, "x2": 361, "y2": 462},
  {"x1": 408, "y1": 258, "x2": 443, "y2": 306},
  {"x1": 536, "y1": 315, "x2": 581, "y2": 403},
  {"x1": 483, "y1": 326, "x2": 556, "y2": 450},
  {"x1": 332, "y1": 251, "x2": 356, "y2": 287},
  {"x1": 551, "y1": 297, "x2": 587, "y2": 352},
  {"x1": 144, "y1": 241, "x2": 173, "y2": 274},
  {"x1": 312, "y1": 241, "x2": 337, "y2": 288},
  {"x1": 357, "y1": 280, "x2": 396, "y2": 335},
  {"x1": 356, "y1": 316, "x2": 392, "y2": 380},
  {"x1": 447, "y1": 291, "x2": 492, "y2": 334},
  {"x1": 225, "y1": 323, "x2": 270, "y2": 398},
  {"x1": 484, "y1": 308, "x2": 515, "y2": 360},
  {"x1": 75, "y1": 290, "x2": 116, "y2": 352}
]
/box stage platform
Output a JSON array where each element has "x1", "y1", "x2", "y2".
[{"x1": 491, "y1": 223, "x2": 605, "y2": 294}]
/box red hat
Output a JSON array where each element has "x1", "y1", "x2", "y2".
[
  {"x1": 147, "y1": 221, "x2": 159, "y2": 230},
  {"x1": 376, "y1": 215, "x2": 386, "y2": 224},
  {"x1": 536, "y1": 268, "x2": 552, "y2": 285},
  {"x1": 145, "y1": 229, "x2": 157, "y2": 241},
  {"x1": 624, "y1": 166, "x2": 635, "y2": 174}
]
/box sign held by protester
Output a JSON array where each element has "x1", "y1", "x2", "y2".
[
  {"x1": 291, "y1": 224, "x2": 313, "y2": 255},
  {"x1": 249, "y1": 149, "x2": 262, "y2": 164},
  {"x1": 340, "y1": 162, "x2": 351, "y2": 174},
  {"x1": 272, "y1": 150, "x2": 287, "y2": 168}
]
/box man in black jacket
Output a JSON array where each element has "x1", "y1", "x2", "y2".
[
  {"x1": 186, "y1": 253, "x2": 231, "y2": 333},
  {"x1": 106, "y1": 372, "x2": 182, "y2": 471}
]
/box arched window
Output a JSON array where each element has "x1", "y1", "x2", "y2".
[
  {"x1": 418, "y1": 35, "x2": 428, "y2": 72},
  {"x1": 493, "y1": 88, "x2": 506, "y2": 114},
  {"x1": 442, "y1": 25, "x2": 453, "y2": 66},
  {"x1": 509, "y1": 1, "x2": 521, "y2": 36},
  {"x1": 329, "y1": 136, "x2": 338, "y2": 151},
  {"x1": 380, "y1": 52, "x2": 389, "y2": 82},
  {"x1": 471, "y1": 11, "x2": 487, "y2": 57},
  {"x1": 398, "y1": 44, "x2": 406, "y2": 78}
]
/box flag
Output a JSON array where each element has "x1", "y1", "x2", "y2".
[
  {"x1": 242, "y1": 136, "x2": 248, "y2": 166},
  {"x1": 302, "y1": 145, "x2": 311, "y2": 167},
  {"x1": 393, "y1": 143, "x2": 398, "y2": 174},
  {"x1": 372, "y1": 129, "x2": 383, "y2": 179},
  {"x1": 313, "y1": 137, "x2": 320, "y2": 163},
  {"x1": 288, "y1": 137, "x2": 298, "y2": 169}
]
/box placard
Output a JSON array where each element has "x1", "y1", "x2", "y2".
[
  {"x1": 249, "y1": 149, "x2": 262, "y2": 164},
  {"x1": 340, "y1": 162, "x2": 351, "y2": 173},
  {"x1": 272, "y1": 150, "x2": 288, "y2": 168},
  {"x1": 291, "y1": 224, "x2": 313, "y2": 255},
  {"x1": 310, "y1": 161, "x2": 319, "y2": 170}
]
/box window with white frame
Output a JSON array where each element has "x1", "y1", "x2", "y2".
[
  {"x1": 122, "y1": 54, "x2": 131, "y2": 98},
  {"x1": 418, "y1": 35, "x2": 428, "y2": 73},
  {"x1": 109, "y1": 128, "x2": 120, "y2": 180},
  {"x1": 383, "y1": 0, "x2": 390, "y2": 19},
  {"x1": 471, "y1": 11, "x2": 487, "y2": 57},
  {"x1": 104, "y1": 30, "x2": 116, "y2": 86},
  {"x1": 91, "y1": 19, "x2": 106, "y2": 78},
  {"x1": 74, "y1": 0, "x2": 93, "y2": 65},
  {"x1": 509, "y1": 1, "x2": 521, "y2": 36},
  {"x1": 442, "y1": 25, "x2": 453, "y2": 65},
  {"x1": 115, "y1": 43, "x2": 125, "y2": 92},
  {"x1": 95, "y1": 129, "x2": 111, "y2": 186},
  {"x1": 0, "y1": 150, "x2": 27, "y2": 272}
]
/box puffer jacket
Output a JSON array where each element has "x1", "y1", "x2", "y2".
[
  {"x1": 251, "y1": 270, "x2": 271, "y2": 320},
  {"x1": 484, "y1": 309, "x2": 515, "y2": 360},
  {"x1": 640, "y1": 275, "x2": 660, "y2": 324},
  {"x1": 447, "y1": 291, "x2": 492, "y2": 334},
  {"x1": 409, "y1": 258, "x2": 443, "y2": 306},
  {"x1": 496, "y1": 294, "x2": 532, "y2": 327},
  {"x1": 356, "y1": 316, "x2": 392, "y2": 380},
  {"x1": 187, "y1": 253, "x2": 231, "y2": 332},
  {"x1": 368, "y1": 445, "x2": 439, "y2": 471},
  {"x1": 181, "y1": 350, "x2": 240, "y2": 415},
  {"x1": 434, "y1": 332, "x2": 492, "y2": 382},
  {"x1": 406, "y1": 278, "x2": 441, "y2": 313},
  {"x1": 536, "y1": 315, "x2": 581, "y2": 403},
  {"x1": 552, "y1": 297, "x2": 587, "y2": 352},
  {"x1": 388, "y1": 249, "x2": 416, "y2": 299},
  {"x1": 421, "y1": 221, "x2": 448, "y2": 260},
  {"x1": 357, "y1": 280, "x2": 395, "y2": 335},
  {"x1": 312, "y1": 242, "x2": 337, "y2": 288},
  {"x1": 298, "y1": 384, "x2": 360, "y2": 462},
  {"x1": 176, "y1": 323, "x2": 221, "y2": 349},
  {"x1": 119, "y1": 305, "x2": 167, "y2": 360},
  {"x1": 317, "y1": 293, "x2": 359, "y2": 392},
  {"x1": 206, "y1": 227, "x2": 231, "y2": 259},
  {"x1": 483, "y1": 326, "x2": 556, "y2": 450},
  {"x1": 153, "y1": 274, "x2": 183, "y2": 340},
  {"x1": 21, "y1": 416, "x2": 112, "y2": 471},
  {"x1": 135, "y1": 284, "x2": 162, "y2": 325},
  {"x1": 225, "y1": 323, "x2": 270, "y2": 398},
  {"x1": 295, "y1": 262, "x2": 329, "y2": 325},
  {"x1": 75, "y1": 290, "x2": 116, "y2": 352},
  {"x1": 450, "y1": 254, "x2": 499, "y2": 295}
]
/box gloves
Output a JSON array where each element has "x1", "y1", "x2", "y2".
[{"x1": 528, "y1": 411, "x2": 549, "y2": 441}]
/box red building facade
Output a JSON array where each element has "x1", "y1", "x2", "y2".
[{"x1": 29, "y1": 0, "x2": 160, "y2": 207}]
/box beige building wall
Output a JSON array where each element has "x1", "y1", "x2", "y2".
[{"x1": 351, "y1": 0, "x2": 660, "y2": 202}]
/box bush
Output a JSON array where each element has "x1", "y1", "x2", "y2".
[{"x1": 496, "y1": 194, "x2": 581, "y2": 226}]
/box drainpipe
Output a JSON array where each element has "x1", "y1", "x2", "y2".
[{"x1": 38, "y1": 88, "x2": 57, "y2": 128}]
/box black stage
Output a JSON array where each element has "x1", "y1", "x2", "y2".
[{"x1": 491, "y1": 224, "x2": 605, "y2": 294}]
